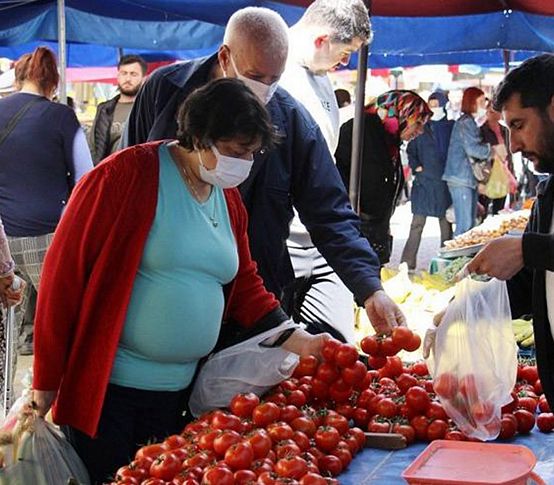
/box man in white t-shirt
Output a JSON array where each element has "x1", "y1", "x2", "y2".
[
  {"x1": 462, "y1": 55, "x2": 554, "y2": 410},
  {"x1": 279, "y1": 0, "x2": 372, "y2": 342}
]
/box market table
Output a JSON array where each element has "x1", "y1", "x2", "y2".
[{"x1": 340, "y1": 431, "x2": 554, "y2": 484}]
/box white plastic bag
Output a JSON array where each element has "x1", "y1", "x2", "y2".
[
  {"x1": 189, "y1": 322, "x2": 300, "y2": 416},
  {"x1": 426, "y1": 277, "x2": 517, "y2": 441},
  {"x1": 0, "y1": 412, "x2": 90, "y2": 484}
]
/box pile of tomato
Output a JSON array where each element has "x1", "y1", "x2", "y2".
[{"x1": 109, "y1": 335, "x2": 552, "y2": 485}]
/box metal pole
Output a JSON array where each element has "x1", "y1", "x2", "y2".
[
  {"x1": 57, "y1": 0, "x2": 67, "y2": 104},
  {"x1": 348, "y1": 0, "x2": 371, "y2": 213},
  {"x1": 348, "y1": 42, "x2": 368, "y2": 213},
  {"x1": 502, "y1": 49, "x2": 512, "y2": 74}
]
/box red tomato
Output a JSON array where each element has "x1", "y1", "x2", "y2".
[
  {"x1": 292, "y1": 430, "x2": 310, "y2": 451},
  {"x1": 323, "y1": 414, "x2": 349, "y2": 435},
  {"x1": 404, "y1": 333, "x2": 422, "y2": 352},
  {"x1": 368, "y1": 355, "x2": 387, "y2": 370},
  {"x1": 459, "y1": 374, "x2": 479, "y2": 402},
  {"x1": 367, "y1": 417, "x2": 391, "y2": 433},
  {"x1": 501, "y1": 392, "x2": 519, "y2": 414},
  {"x1": 149, "y1": 452, "x2": 181, "y2": 481},
  {"x1": 341, "y1": 361, "x2": 367, "y2": 387},
  {"x1": 519, "y1": 365, "x2": 539, "y2": 383},
  {"x1": 328, "y1": 379, "x2": 353, "y2": 404},
  {"x1": 352, "y1": 407, "x2": 370, "y2": 428},
  {"x1": 334, "y1": 403, "x2": 354, "y2": 420},
  {"x1": 376, "y1": 398, "x2": 399, "y2": 418},
  {"x1": 233, "y1": 469, "x2": 257, "y2": 485},
  {"x1": 426, "y1": 419, "x2": 448, "y2": 441},
  {"x1": 405, "y1": 386, "x2": 431, "y2": 413},
  {"x1": 381, "y1": 356, "x2": 404, "y2": 378},
  {"x1": 318, "y1": 454, "x2": 343, "y2": 476},
  {"x1": 142, "y1": 479, "x2": 167, "y2": 485},
  {"x1": 321, "y1": 339, "x2": 341, "y2": 362},
  {"x1": 331, "y1": 445, "x2": 352, "y2": 468},
  {"x1": 471, "y1": 401, "x2": 495, "y2": 424},
  {"x1": 360, "y1": 335, "x2": 381, "y2": 356},
  {"x1": 396, "y1": 373, "x2": 418, "y2": 394},
  {"x1": 135, "y1": 443, "x2": 166, "y2": 461},
  {"x1": 391, "y1": 327, "x2": 414, "y2": 350},
  {"x1": 410, "y1": 361, "x2": 429, "y2": 376},
  {"x1": 246, "y1": 429, "x2": 272, "y2": 459},
  {"x1": 286, "y1": 389, "x2": 307, "y2": 408},
  {"x1": 252, "y1": 458, "x2": 274, "y2": 477},
  {"x1": 275, "y1": 439, "x2": 302, "y2": 459},
  {"x1": 265, "y1": 392, "x2": 288, "y2": 406},
  {"x1": 314, "y1": 426, "x2": 341, "y2": 452},
  {"x1": 539, "y1": 395, "x2": 551, "y2": 413},
  {"x1": 267, "y1": 422, "x2": 294, "y2": 442},
  {"x1": 392, "y1": 422, "x2": 416, "y2": 444},
  {"x1": 444, "y1": 430, "x2": 466, "y2": 441},
  {"x1": 115, "y1": 464, "x2": 147, "y2": 482},
  {"x1": 252, "y1": 402, "x2": 281, "y2": 427},
  {"x1": 275, "y1": 456, "x2": 308, "y2": 479},
  {"x1": 410, "y1": 415, "x2": 430, "y2": 441},
  {"x1": 278, "y1": 405, "x2": 301, "y2": 424},
  {"x1": 211, "y1": 411, "x2": 242, "y2": 432},
  {"x1": 163, "y1": 434, "x2": 187, "y2": 450},
  {"x1": 224, "y1": 441, "x2": 254, "y2": 470},
  {"x1": 201, "y1": 466, "x2": 234, "y2": 485},
  {"x1": 212, "y1": 430, "x2": 242, "y2": 457},
  {"x1": 291, "y1": 416, "x2": 317, "y2": 437},
  {"x1": 229, "y1": 392, "x2": 260, "y2": 419},
  {"x1": 534, "y1": 378, "x2": 543, "y2": 395},
  {"x1": 299, "y1": 472, "x2": 328, "y2": 485},
  {"x1": 499, "y1": 414, "x2": 518, "y2": 439},
  {"x1": 514, "y1": 409, "x2": 536, "y2": 433},
  {"x1": 335, "y1": 343, "x2": 359, "y2": 368},
  {"x1": 294, "y1": 355, "x2": 319, "y2": 377},
  {"x1": 433, "y1": 372, "x2": 458, "y2": 400},
  {"x1": 380, "y1": 337, "x2": 401, "y2": 356},
  {"x1": 537, "y1": 412, "x2": 554, "y2": 432},
  {"x1": 315, "y1": 362, "x2": 341, "y2": 384},
  {"x1": 426, "y1": 401, "x2": 448, "y2": 421}
]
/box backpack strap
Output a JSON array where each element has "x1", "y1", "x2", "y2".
[{"x1": 0, "y1": 97, "x2": 42, "y2": 148}]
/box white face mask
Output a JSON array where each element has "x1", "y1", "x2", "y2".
[
  {"x1": 431, "y1": 107, "x2": 445, "y2": 121},
  {"x1": 197, "y1": 145, "x2": 254, "y2": 188},
  {"x1": 226, "y1": 55, "x2": 279, "y2": 105}
]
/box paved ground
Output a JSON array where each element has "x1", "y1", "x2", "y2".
[{"x1": 11, "y1": 201, "x2": 441, "y2": 398}]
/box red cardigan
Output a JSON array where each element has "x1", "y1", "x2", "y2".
[{"x1": 33, "y1": 142, "x2": 280, "y2": 437}]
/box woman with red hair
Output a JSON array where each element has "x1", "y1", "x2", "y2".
[{"x1": 442, "y1": 87, "x2": 493, "y2": 236}]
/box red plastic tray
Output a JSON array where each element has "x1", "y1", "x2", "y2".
[{"x1": 402, "y1": 440, "x2": 544, "y2": 485}]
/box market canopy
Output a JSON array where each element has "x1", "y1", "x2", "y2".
[{"x1": 0, "y1": 1, "x2": 553, "y2": 68}]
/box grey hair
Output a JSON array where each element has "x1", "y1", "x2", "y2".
[
  {"x1": 224, "y1": 7, "x2": 289, "y2": 58},
  {"x1": 300, "y1": 0, "x2": 372, "y2": 44}
]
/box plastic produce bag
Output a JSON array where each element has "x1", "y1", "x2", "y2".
[
  {"x1": 189, "y1": 321, "x2": 300, "y2": 416},
  {"x1": 426, "y1": 277, "x2": 517, "y2": 441},
  {"x1": 485, "y1": 158, "x2": 509, "y2": 199},
  {"x1": 0, "y1": 411, "x2": 90, "y2": 484}
]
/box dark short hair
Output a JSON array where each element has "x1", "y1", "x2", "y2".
[
  {"x1": 301, "y1": 0, "x2": 371, "y2": 44},
  {"x1": 493, "y1": 54, "x2": 554, "y2": 113},
  {"x1": 335, "y1": 88, "x2": 351, "y2": 107},
  {"x1": 118, "y1": 55, "x2": 147, "y2": 76},
  {"x1": 176, "y1": 78, "x2": 278, "y2": 152}
]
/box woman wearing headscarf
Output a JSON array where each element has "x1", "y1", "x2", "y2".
[
  {"x1": 400, "y1": 91, "x2": 454, "y2": 270},
  {"x1": 336, "y1": 90, "x2": 432, "y2": 265}
]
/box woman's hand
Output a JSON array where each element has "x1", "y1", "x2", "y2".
[
  {"x1": 281, "y1": 328, "x2": 331, "y2": 360},
  {"x1": 32, "y1": 389, "x2": 57, "y2": 417},
  {"x1": 0, "y1": 274, "x2": 25, "y2": 307}
]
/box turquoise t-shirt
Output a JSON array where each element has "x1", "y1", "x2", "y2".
[{"x1": 110, "y1": 143, "x2": 239, "y2": 391}]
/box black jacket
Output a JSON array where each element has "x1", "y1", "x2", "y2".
[
  {"x1": 122, "y1": 55, "x2": 383, "y2": 306},
  {"x1": 508, "y1": 175, "x2": 554, "y2": 408},
  {"x1": 89, "y1": 95, "x2": 120, "y2": 164}
]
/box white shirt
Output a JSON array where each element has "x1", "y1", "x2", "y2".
[
  {"x1": 546, "y1": 209, "x2": 554, "y2": 337},
  {"x1": 280, "y1": 59, "x2": 340, "y2": 248}
]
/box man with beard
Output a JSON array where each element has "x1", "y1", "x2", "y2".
[
  {"x1": 89, "y1": 55, "x2": 147, "y2": 164},
  {"x1": 464, "y1": 54, "x2": 554, "y2": 409}
]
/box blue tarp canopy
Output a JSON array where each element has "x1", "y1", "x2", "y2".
[{"x1": 0, "y1": 1, "x2": 552, "y2": 68}]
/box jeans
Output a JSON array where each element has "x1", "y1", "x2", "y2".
[
  {"x1": 400, "y1": 215, "x2": 453, "y2": 270},
  {"x1": 448, "y1": 184, "x2": 478, "y2": 237}
]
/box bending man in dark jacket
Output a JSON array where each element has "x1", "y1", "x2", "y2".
[
  {"x1": 123, "y1": 7, "x2": 406, "y2": 335},
  {"x1": 466, "y1": 54, "x2": 554, "y2": 409}
]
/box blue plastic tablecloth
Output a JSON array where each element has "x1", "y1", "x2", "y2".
[{"x1": 340, "y1": 431, "x2": 554, "y2": 484}]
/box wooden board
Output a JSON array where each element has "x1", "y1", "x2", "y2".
[{"x1": 364, "y1": 432, "x2": 407, "y2": 450}]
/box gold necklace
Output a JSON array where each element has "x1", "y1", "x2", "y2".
[{"x1": 180, "y1": 160, "x2": 218, "y2": 228}]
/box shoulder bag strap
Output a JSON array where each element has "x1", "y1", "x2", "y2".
[{"x1": 0, "y1": 97, "x2": 42, "y2": 148}]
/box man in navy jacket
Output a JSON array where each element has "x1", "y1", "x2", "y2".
[{"x1": 124, "y1": 7, "x2": 405, "y2": 335}]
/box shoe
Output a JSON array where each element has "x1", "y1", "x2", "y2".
[{"x1": 18, "y1": 342, "x2": 33, "y2": 356}]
